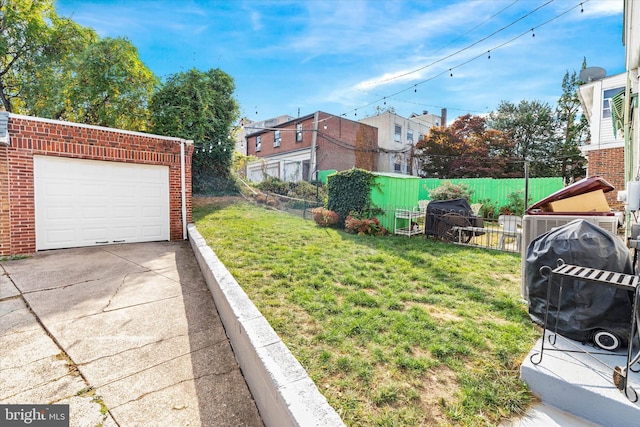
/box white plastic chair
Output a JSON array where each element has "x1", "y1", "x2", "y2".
[{"x1": 498, "y1": 215, "x2": 522, "y2": 251}]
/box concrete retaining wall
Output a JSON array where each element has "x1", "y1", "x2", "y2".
[{"x1": 188, "y1": 224, "x2": 345, "y2": 427}]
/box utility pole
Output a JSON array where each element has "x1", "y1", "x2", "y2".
[{"x1": 310, "y1": 111, "x2": 319, "y2": 181}]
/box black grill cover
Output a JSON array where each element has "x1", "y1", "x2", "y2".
[
  {"x1": 525, "y1": 219, "x2": 634, "y2": 344},
  {"x1": 425, "y1": 198, "x2": 483, "y2": 235}
]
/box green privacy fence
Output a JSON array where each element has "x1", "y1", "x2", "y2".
[
  {"x1": 418, "y1": 177, "x2": 564, "y2": 207},
  {"x1": 372, "y1": 175, "x2": 563, "y2": 233},
  {"x1": 319, "y1": 170, "x2": 564, "y2": 233},
  {"x1": 320, "y1": 171, "x2": 563, "y2": 208}
]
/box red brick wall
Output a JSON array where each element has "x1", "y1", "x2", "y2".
[
  {"x1": 586, "y1": 146, "x2": 625, "y2": 207},
  {"x1": 247, "y1": 116, "x2": 313, "y2": 157},
  {"x1": 246, "y1": 112, "x2": 378, "y2": 175},
  {"x1": 0, "y1": 115, "x2": 193, "y2": 256},
  {"x1": 0, "y1": 144, "x2": 9, "y2": 256}
]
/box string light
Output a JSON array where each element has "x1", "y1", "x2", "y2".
[
  {"x1": 531, "y1": 28, "x2": 535, "y2": 37},
  {"x1": 580, "y1": 2, "x2": 583, "y2": 12},
  {"x1": 341, "y1": 0, "x2": 588, "y2": 118},
  {"x1": 487, "y1": 50, "x2": 491, "y2": 60},
  {"x1": 364, "y1": 0, "x2": 555, "y2": 87}
]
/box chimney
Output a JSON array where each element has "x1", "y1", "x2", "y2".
[{"x1": 440, "y1": 108, "x2": 447, "y2": 127}]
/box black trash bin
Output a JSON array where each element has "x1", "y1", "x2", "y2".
[{"x1": 525, "y1": 219, "x2": 634, "y2": 350}]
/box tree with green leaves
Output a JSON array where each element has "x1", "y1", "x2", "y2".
[
  {"x1": 1, "y1": 0, "x2": 67, "y2": 111},
  {"x1": 150, "y1": 68, "x2": 240, "y2": 194},
  {"x1": 415, "y1": 114, "x2": 516, "y2": 178},
  {"x1": 555, "y1": 59, "x2": 588, "y2": 181},
  {"x1": 55, "y1": 37, "x2": 157, "y2": 130},
  {"x1": 488, "y1": 100, "x2": 559, "y2": 177},
  {"x1": 1, "y1": 0, "x2": 156, "y2": 131}
]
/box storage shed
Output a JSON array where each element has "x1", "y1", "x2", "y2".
[{"x1": 0, "y1": 113, "x2": 193, "y2": 256}]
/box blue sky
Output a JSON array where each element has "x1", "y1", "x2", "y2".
[{"x1": 56, "y1": 0, "x2": 625, "y2": 124}]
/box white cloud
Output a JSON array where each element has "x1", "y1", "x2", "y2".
[
  {"x1": 580, "y1": 0, "x2": 623, "y2": 17},
  {"x1": 250, "y1": 11, "x2": 263, "y2": 31}
]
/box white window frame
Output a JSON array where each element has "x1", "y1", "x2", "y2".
[
  {"x1": 256, "y1": 135, "x2": 261, "y2": 152},
  {"x1": 394, "y1": 124, "x2": 402, "y2": 142},
  {"x1": 407, "y1": 129, "x2": 414, "y2": 143},
  {"x1": 274, "y1": 130, "x2": 281, "y2": 147}
]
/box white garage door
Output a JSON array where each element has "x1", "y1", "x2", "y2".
[{"x1": 34, "y1": 156, "x2": 170, "y2": 250}]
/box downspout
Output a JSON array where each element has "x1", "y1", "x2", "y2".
[
  {"x1": 624, "y1": 72, "x2": 633, "y2": 239},
  {"x1": 180, "y1": 139, "x2": 188, "y2": 240}
]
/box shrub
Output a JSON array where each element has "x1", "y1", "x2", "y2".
[
  {"x1": 428, "y1": 181, "x2": 473, "y2": 201},
  {"x1": 290, "y1": 180, "x2": 327, "y2": 201},
  {"x1": 477, "y1": 198, "x2": 498, "y2": 219},
  {"x1": 327, "y1": 168, "x2": 380, "y2": 226},
  {"x1": 258, "y1": 176, "x2": 290, "y2": 195},
  {"x1": 500, "y1": 190, "x2": 527, "y2": 216},
  {"x1": 312, "y1": 207, "x2": 340, "y2": 227},
  {"x1": 344, "y1": 213, "x2": 387, "y2": 236}
]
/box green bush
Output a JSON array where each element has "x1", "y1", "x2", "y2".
[
  {"x1": 258, "y1": 176, "x2": 290, "y2": 195},
  {"x1": 327, "y1": 168, "x2": 380, "y2": 226},
  {"x1": 499, "y1": 190, "x2": 527, "y2": 216},
  {"x1": 428, "y1": 181, "x2": 473, "y2": 201},
  {"x1": 477, "y1": 198, "x2": 498, "y2": 219},
  {"x1": 290, "y1": 180, "x2": 327, "y2": 202}
]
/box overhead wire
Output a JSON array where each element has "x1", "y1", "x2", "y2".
[
  {"x1": 366, "y1": 0, "x2": 549, "y2": 86},
  {"x1": 346, "y1": 0, "x2": 590, "y2": 117}
]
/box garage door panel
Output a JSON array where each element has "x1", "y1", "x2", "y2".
[
  {"x1": 45, "y1": 230, "x2": 76, "y2": 246},
  {"x1": 113, "y1": 206, "x2": 137, "y2": 219},
  {"x1": 35, "y1": 156, "x2": 170, "y2": 250},
  {"x1": 112, "y1": 226, "x2": 138, "y2": 240},
  {"x1": 81, "y1": 227, "x2": 110, "y2": 241},
  {"x1": 44, "y1": 207, "x2": 76, "y2": 221},
  {"x1": 142, "y1": 225, "x2": 164, "y2": 239},
  {"x1": 82, "y1": 206, "x2": 109, "y2": 220}
]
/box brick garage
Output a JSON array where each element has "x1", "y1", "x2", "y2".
[
  {"x1": 586, "y1": 146, "x2": 625, "y2": 207},
  {"x1": 0, "y1": 113, "x2": 193, "y2": 256}
]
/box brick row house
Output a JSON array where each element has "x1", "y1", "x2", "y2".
[
  {"x1": 245, "y1": 111, "x2": 378, "y2": 182},
  {"x1": 0, "y1": 112, "x2": 193, "y2": 256},
  {"x1": 579, "y1": 72, "x2": 628, "y2": 207}
]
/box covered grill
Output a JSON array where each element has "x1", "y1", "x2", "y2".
[
  {"x1": 425, "y1": 198, "x2": 484, "y2": 242},
  {"x1": 525, "y1": 219, "x2": 634, "y2": 349}
]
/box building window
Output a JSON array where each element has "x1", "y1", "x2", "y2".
[
  {"x1": 256, "y1": 135, "x2": 261, "y2": 152},
  {"x1": 274, "y1": 130, "x2": 281, "y2": 147},
  {"x1": 296, "y1": 123, "x2": 303, "y2": 142},
  {"x1": 603, "y1": 87, "x2": 624, "y2": 118},
  {"x1": 407, "y1": 129, "x2": 414, "y2": 142},
  {"x1": 394, "y1": 162, "x2": 401, "y2": 173},
  {"x1": 394, "y1": 124, "x2": 402, "y2": 142}
]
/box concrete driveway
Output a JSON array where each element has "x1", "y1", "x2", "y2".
[{"x1": 0, "y1": 241, "x2": 263, "y2": 427}]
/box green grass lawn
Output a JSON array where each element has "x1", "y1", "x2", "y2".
[{"x1": 193, "y1": 197, "x2": 540, "y2": 426}]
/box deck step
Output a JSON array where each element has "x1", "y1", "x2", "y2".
[{"x1": 520, "y1": 335, "x2": 640, "y2": 427}]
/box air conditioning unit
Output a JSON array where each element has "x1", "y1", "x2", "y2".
[{"x1": 520, "y1": 214, "x2": 620, "y2": 299}]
